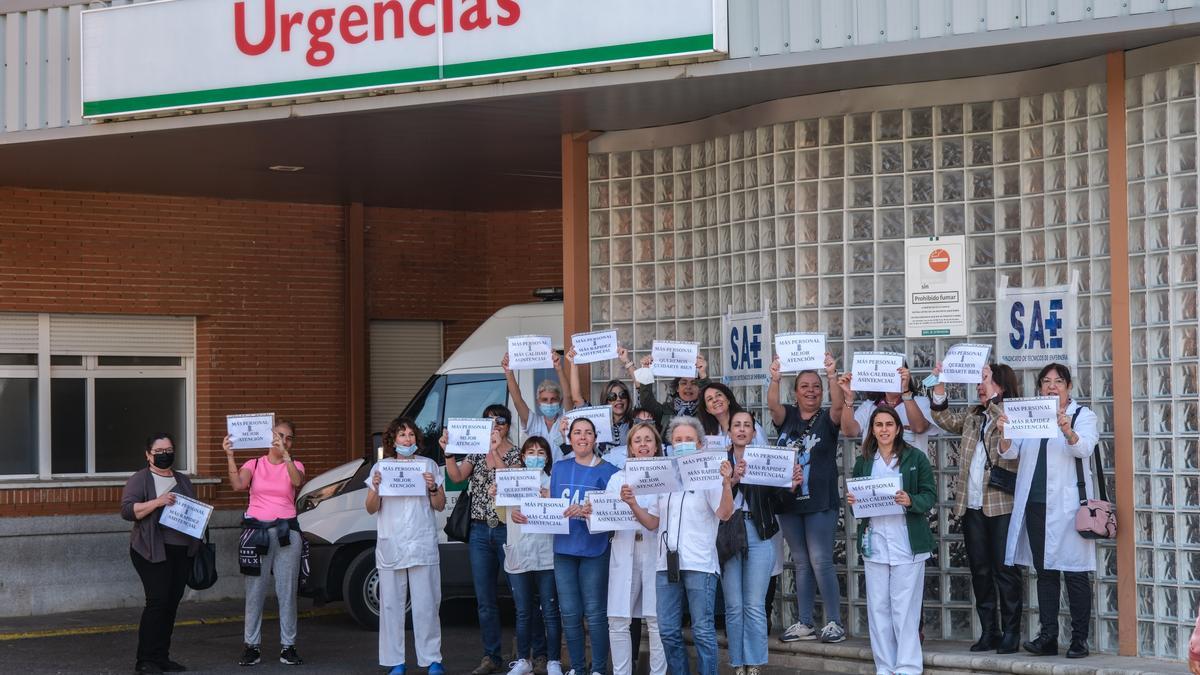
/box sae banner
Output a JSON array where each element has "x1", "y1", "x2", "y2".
[
  {"x1": 995, "y1": 272, "x2": 1078, "y2": 370},
  {"x1": 721, "y1": 303, "x2": 772, "y2": 386}
]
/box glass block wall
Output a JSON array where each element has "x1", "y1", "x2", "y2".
[
  {"x1": 586, "y1": 82, "x2": 1122, "y2": 647},
  {"x1": 1125, "y1": 62, "x2": 1200, "y2": 659}
]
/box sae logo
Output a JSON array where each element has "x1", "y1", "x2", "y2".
[
  {"x1": 721, "y1": 304, "x2": 773, "y2": 385},
  {"x1": 995, "y1": 274, "x2": 1077, "y2": 369}
]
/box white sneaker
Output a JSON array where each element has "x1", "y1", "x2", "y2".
[
  {"x1": 506, "y1": 660, "x2": 533, "y2": 675},
  {"x1": 780, "y1": 621, "x2": 818, "y2": 642},
  {"x1": 819, "y1": 621, "x2": 847, "y2": 643},
  {"x1": 546, "y1": 663, "x2": 563, "y2": 675}
]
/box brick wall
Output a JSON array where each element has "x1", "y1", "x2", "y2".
[{"x1": 0, "y1": 187, "x2": 562, "y2": 515}]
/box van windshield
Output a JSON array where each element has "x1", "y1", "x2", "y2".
[{"x1": 403, "y1": 374, "x2": 508, "y2": 463}]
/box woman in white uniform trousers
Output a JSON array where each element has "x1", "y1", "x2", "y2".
[
  {"x1": 847, "y1": 407, "x2": 936, "y2": 675},
  {"x1": 999, "y1": 363, "x2": 1100, "y2": 659},
  {"x1": 365, "y1": 416, "x2": 446, "y2": 675},
  {"x1": 606, "y1": 422, "x2": 668, "y2": 675}
]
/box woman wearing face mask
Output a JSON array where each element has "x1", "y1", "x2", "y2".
[
  {"x1": 696, "y1": 383, "x2": 768, "y2": 449},
  {"x1": 928, "y1": 363, "x2": 1024, "y2": 655},
  {"x1": 847, "y1": 407, "x2": 936, "y2": 675},
  {"x1": 724, "y1": 411, "x2": 804, "y2": 675},
  {"x1": 504, "y1": 351, "x2": 573, "y2": 460},
  {"x1": 767, "y1": 354, "x2": 848, "y2": 645},
  {"x1": 625, "y1": 416, "x2": 734, "y2": 675},
  {"x1": 443, "y1": 404, "x2": 524, "y2": 675},
  {"x1": 366, "y1": 417, "x2": 446, "y2": 675},
  {"x1": 566, "y1": 347, "x2": 634, "y2": 449},
  {"x1": 493, "y1": 437, "x2": 562, "y2": 675},
  {"x1": 839, "y1": 361, "x2": 937, "y2": 455},
  {"x1": 630, "y1": 353, "x2": 710, "y2": 429},
  {"x1": 525, "y1": 418, "x2": 618, "y2": 675},
  {"x1": 121, "y1": 432, "x2": 201, "y2": 675},
  {"x1": 225, "y1": 420, "x2": 306, "y2": 667},
  {"x1": 998, "y1": 364, "x2": 1100, "y2": 659}
]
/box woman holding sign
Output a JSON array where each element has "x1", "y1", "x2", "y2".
[
  {"x1": 121, "y1": 432, "x2": 201, "y2": 675},
  {"x1": 566, "y1": 347, "x2": 634, "y2": 450},
  {"x1": 697, "y1": 383, "x2": 768, "y2": 447},
  {"x1": 847, "y1": 407, "x2": 936, "y2": 675},
  {"x1": 365, "y1": 417, "x2": 446, "y2": 675},
  {"x1": 928, "y1": 363, "x2": 1024, "y2": 654},
  {"x1": 724, "y1": 411, "x2": 804, "y2": 674},
  {"x1": 633, "y1": 353, "x2": 710, "y2": 430},
  {"x1": 998, "y1": 364, "x2": 1100, "y2": 659},
  {"x1": 624, "y1": 416, "x2": 735, "y2": 675},
  {"x1": 504, "y1": 351, "x2": 573, "y2": 459},
  {"x1": 839, "y1": 361, "x2": 936, "y2": 455}
]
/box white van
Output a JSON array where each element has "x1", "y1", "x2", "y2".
[{"x1": 296, "y1": 301, "x2": 564, "y2": 628}]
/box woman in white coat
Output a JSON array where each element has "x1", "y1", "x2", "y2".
[
  {"x1": 999, "y1": 363, "x2": 1100, "y2": 660},
  {"x1": 606, "y1": 422, "x2": 667, "y2": 675}
]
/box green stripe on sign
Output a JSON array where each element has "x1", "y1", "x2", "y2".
[
  {"x1": 442, "y1": 34, "x2": 714, "y2": 79},
  {"x1": 83, "y1": 34, "x2": 716, "y2": 117}
]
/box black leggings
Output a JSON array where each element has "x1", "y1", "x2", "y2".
[
  {"x1": 130, "y1": 545, "x2": 191, "y2": 663},
  {"x1": 1025, "y1": 503, "x2": 1092, "y2": 643}
]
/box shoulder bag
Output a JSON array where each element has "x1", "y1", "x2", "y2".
[
  {"x1": 444, "y1": 485, "x2": 472, "y2": 544},
  {"x1": 980, "y1": 409, "x2": 1017, "y2": 494},
  {"x1": 1070, "y1": 407, "x2": 1116, "y2": 539},
  {"x1": 187, "y1": 529, "x2": 219, "y2": 591}
]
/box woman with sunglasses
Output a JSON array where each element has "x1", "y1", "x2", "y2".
[
  {"x1": 443, "y1": 404, "x2": 524, "y2": 675},
  {"x1": 565, "y1": 347, "x2": 634, "y2": 450}
]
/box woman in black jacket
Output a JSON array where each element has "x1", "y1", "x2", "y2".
[{"x1": 722, "y1": 411, "x2": 802, "y2": 675}]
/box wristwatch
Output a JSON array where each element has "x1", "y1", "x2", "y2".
[{"x1": 901, "y1": 393, "x2": 914, "y2": 401}]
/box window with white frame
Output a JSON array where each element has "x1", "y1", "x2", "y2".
[{"x1": 0, "y1": 313, "x2": 196, "y2": 479}]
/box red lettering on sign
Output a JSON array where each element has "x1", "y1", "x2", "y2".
[
  {"x1": 340, "y1": 5, "x2": 369, "y2": 44},
  {"x1": 280, "y1": 11, "x2": 304, "y2": 52},
  {"x1": 410, "y1": 0, "x2": 436, "y2": 36},
  {"x1": 234, "y1": 0, "x2": 275, "y2": 55},
  {"x1": 373, "y1": 0, "x2": 405, "y2": 40},
  {"x1": 497, "y1": 0, "x2": 520, "y2": 26},
  {"x1": 460, "y1": 0, "x2": 490, "y2": 30},
  {"x1": 307, "y1": 8, "x2": 337, "y2": 66}
]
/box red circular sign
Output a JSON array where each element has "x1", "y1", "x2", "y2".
[{"x1": 928, "y1": 248, "x2": 951, "y2": 273}]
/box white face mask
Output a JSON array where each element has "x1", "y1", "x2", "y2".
[{"x1": 396, "y1": 444, "x2": 418, "y2": 457}]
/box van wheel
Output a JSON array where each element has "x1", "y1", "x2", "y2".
[{"x1": 343, "y1": 548, "x2": 380, "y2": 630}]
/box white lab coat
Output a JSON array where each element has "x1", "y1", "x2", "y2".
[
  {"x1": 604, "y1": 472, "x2": 660, "y2": 618},
  {"x1": 1000, "y1": 401, "x2": 1100, "y2": 572}
]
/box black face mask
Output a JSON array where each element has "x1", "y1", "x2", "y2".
[{"x1": 152, "y1": 452, "x2": 175, "y2": 469}]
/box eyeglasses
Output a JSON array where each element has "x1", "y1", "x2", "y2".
[
  {"x1": 606, "y1": 391, "x2": 630, "y2": 402},
  {"x1": 149, "y1": 448, "x2": 175, "y2": 455},
  {"x1": 489, "y1": 417, "x2": 511, "y2": 426}
]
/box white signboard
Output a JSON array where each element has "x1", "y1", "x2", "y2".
[
  {"x1": 850, "y1": 352, "x2": 905, "y2": 393},
  {"x1": 650, "y1": 341, "x2": 699, "y2": 379},
  {"x1": 677, "y1": 451, "x2": 727, "y2": 491},
  {"x1": 571, "y1": 330, "x2": 619, "y2": 365},
  {"x1": 507, "y1": 335, "x2": 554, "y2": 370},
  {"x1": 375, "y1": 461, "x2": 428, "y2": 497},
  {"x1": 905, "y1": 236, "x2": 968, "y2": 338},
  {"x1": 445, "y1": 418, "x2": 494, "y2": 455},
  {"x1": 775, "y1": 332, "x2": 826, "y2": 372},
  {"x1": 624, "y1": 456, "x2": 681, "y2": 494},
  {"x1": 159, "y1": 494, "x2": 214, "y2": 539},
  {"x1": 939, "y1": 343, "x2": 992, "y2": 384},
  {"x1": 995, "y1": 273, "x2": 1079, "y2": 370},
  {"x1": 721, "y1": 304, "x2": 773, "y2": 385},
  {"x1": 741, "y1": 446, "x2": 796, "y2": 488},
  {"x1": 585, "y1": 490, "x2": 640, "y2": 532},
  {"x1": 564, "y1": 406, "x2": 614, "y2": 444},
  {"x1": 846, "y1": 476, "x2": 905, "y2": 519},
  {"x1": 519, "y1": 497, "x2": 570, "y2": 535},
  {"x1": 1002, "y1": 397, "x2": 1060, "y2": 439},
  {"x1": 226, "y1": 412, "x2": 275, "y2": 450},
  {"x1": 495, "y1": 468, "x2": 544, "y2": 506},
  {"x1": 82, "y1": 0, "x2": 728, "y2": 117},
  {"x1": 703, "y1": 435, "x2": 730, "y2": 450}
]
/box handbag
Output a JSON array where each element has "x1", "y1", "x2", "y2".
[
  {"x1": 1070, "y1": 408, "x2": 1116, "y2": 539},
  {"x1": 716, "y1": 509, "x2": 748, "y2": 565},
  {"x1": 443, "y1": 486, "x2": 472, "y2": 544},
  {"x1": 187, "y1": 530, "x2": 218, "y2": 591},
  {"x1": 980, "y1": 410, "x2": 1016, "y2": 495}
]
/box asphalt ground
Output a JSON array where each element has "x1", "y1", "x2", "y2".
[{"x1": 0, "y1": 598, "x2": 828, "y2": 675}]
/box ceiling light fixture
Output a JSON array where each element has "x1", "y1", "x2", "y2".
[{"x1": 268, "y1": 165, "x2": 305, "y2": 172}]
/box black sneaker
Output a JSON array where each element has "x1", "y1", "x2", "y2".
[
  {"x1": 134, "y1": 662, "x2": 163, "y2": 674},
  {"x1": 157, "y1": 660, "x2": 187, "y2": 672},
  {"x1": 239, "y1": 645, "x2": 261, "y2": 667},
  {"x1": 279, "y1": 645, "x2": 303, "y2": 666}
]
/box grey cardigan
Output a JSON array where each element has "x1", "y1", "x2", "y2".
[{"x1": 121, "y1": 468, "x2": 201, "y2": 562}]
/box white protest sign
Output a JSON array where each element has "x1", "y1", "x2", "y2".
[
  {"x1": 507, "y1": 335, "x2": 554, "y2": 370},
  {"x1": 703, "y1": 435, "x2": 730, "y2": 450},
  {"x1": 445, "y1": 418, "x2": 494, "y2": 455},
  {"x1": 721, "y1": 303, "x2": 773, "y2": 385},
  {"x1": 996, "y1": 273, "x2": 1079, "y2": 370},
  {"x1": 775, "y1": 332, "x2": 827, "y2": 372},
  {"x1": 159, "y1": 494, "x2": 214, "y2": 539},
  {"x1": 564, "y1": 406, "x2": 614, "y2": 444},
  {"x1": 571, "y1": 330, "x2": 619, "y2": 365},
  {"x1": 677, "y1": 451, "x2": 727, "y2": 491},
  {"x1": 847, "y1": 475, "x2": 905, "y2": 519},
  {"x1": 519, "y1": 497, "x2": 570, "y2": 534},
  {"x1": 374, "y1": 461, "x2": 428, "y2": 496},
  {"x1": 939, "y1": 343, "x2": 992, "y2": 384},
  {"x1": 650, "y1": 340, "x2": 699, "y2": 379},
  {"x1": 850, "y1": 352, "x2": 905, "y2": 393},
  {"x1": 624, "y1": 456, "x2": 681, "y2": 494},
  {"x1": 1002, "y1": 397, "x2": 1060, "y2": 439},
  {"x1": 586, "y1": 490, "x2": 641, "y2": 532},
  {"x1": 226, "y1": 412, "x2": 275, "y2": 450},
  {"x1": 741, "y1": 446, "x2": 796, "y2": 488},
  {"x1": 495, "y1": 468, "x2": 544, "y2": 506},
  {"x1": 905, "y1": 235, "x2": 968, "y2": 338}
]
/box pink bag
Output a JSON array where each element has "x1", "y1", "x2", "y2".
[{"x1": 1070, "y1": 408, "x2": 1116, "y2": 540}]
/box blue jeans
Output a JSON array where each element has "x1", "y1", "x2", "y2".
[
  {"x1": 722, "y1": 519, "x2": 776, "y2": 666},
  {"x1": 509, "y1": 569, "x2": 560, "y2": 662},
  {"x1": 469, "y1": 521, "x2": 509, "y2": 661},
  {"x1": 779, "y1": 509, "x2": 842, "y2": 627},
  {"x1": 554, "y1": 553, "x2": 610, "y2": 674},
  {"x1": 656, "y1": 570, "x2": 718, "y2": 675}
]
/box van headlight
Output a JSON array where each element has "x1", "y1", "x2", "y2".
[{"x1": 297, "y1": 480, "x2": 348, "y2": 514}]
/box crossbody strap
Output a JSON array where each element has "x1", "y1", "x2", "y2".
[{"x1": 1070, "y1": 406, "x2": 1107, "y2": 504}]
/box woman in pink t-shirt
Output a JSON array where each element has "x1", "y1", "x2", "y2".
[{"x1": 224, "y1": 420, "x2": 307, "y2": 667}]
